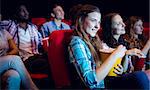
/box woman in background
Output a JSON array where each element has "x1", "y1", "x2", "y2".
[{"x1": 125, "y1": 16, "x2": 150, "y2": 71}]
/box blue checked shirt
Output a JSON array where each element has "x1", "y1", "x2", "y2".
[
  {"x1": 40, "y1": 20, "x2": 70, "y2": 38},
  {"x1": 68, "y1": 36, "x2": 105, "y2": 89}
]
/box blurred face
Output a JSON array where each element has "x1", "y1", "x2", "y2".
[
  {"x1": 83, "y1": 12, "x2": 101, "y2": 37},
  {"x1": 111, "y1": 14, "x2": 126, "y2": 35},
  {"x1": 18, "y1": 5, "x2": 29, "y2": 21},
  {"x1": 53, "y1": 6, "x2": 64, "y2": 20},
  {"x1": 133, "y1": 20, "x2": 143, "y2": 35}
]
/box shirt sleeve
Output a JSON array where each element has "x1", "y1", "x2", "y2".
[
  {"x1": 63, "y1": 23, "x2": 71, "y2": 30},
  {"x1": 66, "y1": 24, "x2": 71, "y2": 29},
  {"x1": 40, "y1": 23, "x2": 49, "y2": 38},
  {"x1": 69, "y1": 37, "x2": 99, "y2": 88},
  {"x1": 0, "y1": 20, "x2": 11, "y2": 30},
  {"x1": 4, "y1": 30, "x2": 12, "y2": 40}
]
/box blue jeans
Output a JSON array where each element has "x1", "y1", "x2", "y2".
[
  {"x1": 105, "y1": 71, "x2": 149, "y2": 89},
  {"x1": 1, "y1": 70, "x2": 21, "y2": 90},
  {"x1": 0, "y1": 55, "x2": 38, "y2": 90}
]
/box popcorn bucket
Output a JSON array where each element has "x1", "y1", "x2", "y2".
[
  {"x1": 107, "y1": 58, "x2": 122, "y2": 76},
  {"x1": 100, "y1": 51, "x2": 122, "y2": 76}
]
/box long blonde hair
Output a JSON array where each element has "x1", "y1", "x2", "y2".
[{"x1": 73, "y1": 4, "x2": 103, "y2": 67}]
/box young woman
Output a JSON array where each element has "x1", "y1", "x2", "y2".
[
  {"x1": 68, "y1": 5, "x2": 149, "y2": 89},
  {"x1": 125, "y1": 16, "x2": 150, "y2": 70},
  {"x1": 125, "y1": 16, "x2": 146, "y2": 49}
]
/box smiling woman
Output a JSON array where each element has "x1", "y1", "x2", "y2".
[{"x1": 83, "y1": 12, "x2": 101, "y2": 37}]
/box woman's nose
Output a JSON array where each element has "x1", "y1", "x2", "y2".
[
  {"x1": 95, "y1": 22, "x2": 100, "y2": 29},
  {"x1": 141, "y1": 26, "x2": 144, "y2": 30},
  {"x1": 122, "y1": 22, "x2": 126, "y2": 27}
]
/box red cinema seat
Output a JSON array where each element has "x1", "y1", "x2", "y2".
[
  {"x1": 30, "y1": 73, "x2": 48, "y2": 79},
  {"x1": 48, "y1": 30, "x2": 73, "y2": 88},
  {"x1": 31, "y1": 18, "x2": 47, "y2": 29},
  {"x1": 143, "y1": 22, "x2": 150, "y2": 39}
]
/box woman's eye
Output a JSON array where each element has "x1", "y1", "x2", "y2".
[
  {"x1": 90, "y1": 19, "x2": 96, "y2": 22},
  {"x1": 116, "y1": 23, "x2": 120, "y2": 26}
]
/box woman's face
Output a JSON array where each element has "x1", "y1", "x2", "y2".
[
  {"x1": 133, "y1": 20, "x2": 143, "y2": 35},
  {"x1": 83, "y1": 12, "x2": 101, "y2": 37},
  {"x1": 111, "y1": 14, "x2": 126, "y2": 35}
]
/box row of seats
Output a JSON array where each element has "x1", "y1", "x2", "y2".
[
  {"x1": 30, "y1": 18, "x2": 73, "y2": 89},
  {"x1": 31, "y1": 17, "x2": 72, "y2": 28}
]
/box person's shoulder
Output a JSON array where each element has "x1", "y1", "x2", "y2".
[
  {"x1": 28, "y1": 22, "x2": 36, "y2": 26},
  {"x1": 2, "y1": 29, "x2": 12, "y2": 37},
  {"x1": 42, "y1": 21, "x2": 53, "y2": 26},
  {"x1": 28, "y1": 22, "x2": 38, "y2": 29},
  {"x1": 62, "y1": 22, "x2": 70, "y2": 27},
  {"x1": 0, "y1": 20, "x2": 15, "y2": 26},
  {"x1": 72, "y1": 36, "x2": 82, "y2": 40},
  {"x1": 70, "y1": 36, "x2": 84, "y2": 44}
]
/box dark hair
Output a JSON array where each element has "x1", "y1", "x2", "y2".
[
  {"x1": 69, "y1": 4, "x2": 83, "y2": 26},
  {"x1": 101, "y1": 13, "x2": 119, "y2": 45},
  {"x1": 50, "y1": 3, "x2": 64, "y2": 13},
  {"x1": 14, "y1": 5, "x2": 30, "y2": 23}
]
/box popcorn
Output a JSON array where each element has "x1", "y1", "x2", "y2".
[{"x1": 100, "y1": 43, "x2": 115, "y2": 53}]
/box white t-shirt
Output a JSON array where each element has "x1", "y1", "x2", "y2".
[{"x1": 18, "y1": 25, "x2": 34, "y2": 61}]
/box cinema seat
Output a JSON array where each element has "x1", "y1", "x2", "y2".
[
  {"x1": 48, "y1": 30, "x2": 73, "y2": 88},
  {"x1": 31, "y1": 18, "x2": 47, "y2": 29}
]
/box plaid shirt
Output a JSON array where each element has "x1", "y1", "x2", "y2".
[
  {"x1": 40, "y1": 20, "x2": 70, "y2": 38},
  {"x1": 0, "y1": 20, "x2": 41, "y2": 60},
  {"x1": 68, "y1": 36, "x2": 105, "y2": 89}
]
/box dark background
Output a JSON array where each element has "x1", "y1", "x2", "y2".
[{"x1": 1, "y1": 0, "x2": 149, "y2": 22}]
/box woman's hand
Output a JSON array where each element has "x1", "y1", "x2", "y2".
[
  {"x1": 142, "y1": 37, "x2": 150, "y2": 56},
  {"x1": 126, "y1": 48, "x2": 146, "y2": 58},
  {"x1": 114, "y1": 45, "x2": 127, "y2": 58},
  {"x1": 113, "y1": 64, "x2": 124, "y2": 75}
]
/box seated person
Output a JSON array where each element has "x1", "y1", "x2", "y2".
[
  {"x1": 101, "y1": 13, "x2": 147, "y2": 72},
  {"x1": 0, "y1": 5, "x2": 49, "y2": 74},
  {"x1": 0, "y1": 23, "x2": 38, "y2": 90},
  {"x1": 40, "y1": 3, "x2": 70, "y2": 38},
  {"x1": 124, "y1": 16, "x2": 149, "y2": 70},
  {"x1": 68, "y1": 4, "x2": 150, "y2": 89}
]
